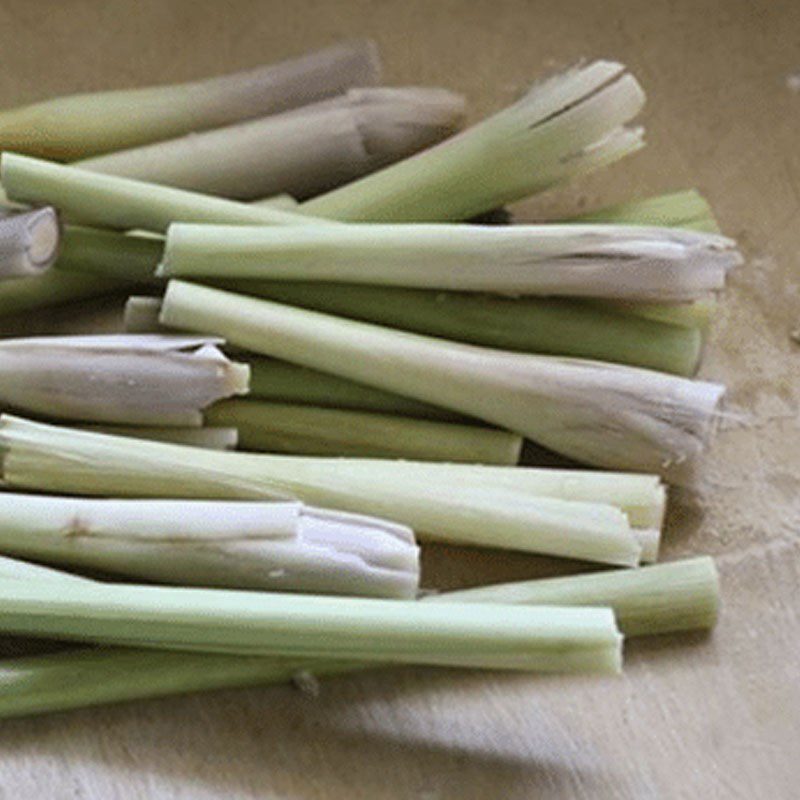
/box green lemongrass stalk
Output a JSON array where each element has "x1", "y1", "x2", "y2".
[
  {"x1": 222, "y1": 281, "x2": 704, "y2": 376},
  {"x1": 440, "y1": 556, "x2": 718, "y2": 635},
  {"x1": 0, "y1": 556, "x2": 720, "y2": 717},
  {"x1": 160, "y1": 282, "x2": 724, "y2": 479},
  {"x1": 161, "y1": 222, "x2": 739, "y2": 302},
  {"x1": 0, "y1": 41, "x2": 381, "y2": 159},
  {"x1": 0, "y1": 578, "x2": 622, "y2": 673},
  {"x1": 57, "y1": 225, "x2": 163, "y2": 284},
  {"x1": 0, "y1": 334, "x2": 249, "y2": 426},
  {"x1": 301, "y1": 61, "x2": 645, "y2": 222},
  {"x1": 0, "y1": 269, "x2": 123, "y2": 318},
  {"x1": 205, "y1": 399, "x2": 522, "y2": 464},
  {"x1": 123, "y1": 303, "x2": 467, "y2": 421},
  {"x1": 597, "y1": 297, "x2": 718, "y2": 329},
  {"x1": 572, "y1": 189, "x2": 721, "y2": 233},
  {"x1": 78, "y1": 425, "x2": 239, "y2": 450},
  {"x1": 0, "y1": 206, "x2": 60, "y2": 280},
  {"x1": 77, "y1": 88, "x2": 466, "y2": 201},
  {"x1": 0, "y1": 494, "x2": 419, "y2": 598},
  {"x1": 247, "y1": 355, "x2": 467, "y2": 422},
  {"x1": 0, "y1": 416, "x2": 642, "y2": 565},
  {"x1": 0, "y1": 154, "x2": 321, "y2": 232}
]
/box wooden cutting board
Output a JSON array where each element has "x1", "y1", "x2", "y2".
[{"x1": 0, "y1": 1, "x2": 797, "y2": 797}]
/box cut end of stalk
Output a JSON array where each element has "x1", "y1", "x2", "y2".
[
  {"x1": 0, "y1": 206, "x2": 61, "y2": 280},
  {"x1": 349, "y1": 87, "x2": 467, "y2": 164}
]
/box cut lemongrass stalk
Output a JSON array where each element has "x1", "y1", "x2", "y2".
[
  {"x1": 0, "y1": 494, "x2": 420, "y2": 598},
  {"x1": 0, "y1": 334, "x2": 249, "y2": 426},
  {"x1": 302, "y1": 61, "x2": 645, "y2": 222},
  {"x1": 570, "y1": 189, "x2": 721, "y2": 233},
  {"x1": 597, "y1": 297, "x2": 718, "y2": 329},
  {"x1": 224, "y1": 281, "x2": 704, "y2": 376},
  {"x1": 78, "y1": 425, "x2": 238, "y2": 450},
  {"x1": 0, "y1": 416, "x2": 642, "y2": 565},
  {"x1": 155, "y1": 227, "x2": 726, "y2": 310},
  {"x1": 160, "y1": 282, "x2": 725, "y2": 479},
  {"x1": 0, "y1": 578, "x2": 622, "y2": 673},
  {"x1": 160, "y1": 223, "x2": 740, "y2": 302},
  {"x1": 0, "y1": 41, "x2": 381, "y2": 159},
  {"x1": 0, "y1": 206, "x2": 60, "y2": 280},
  {"x1": 0, "y1": 154, "x2": 320, "y2": 232},
  {"x1": 124, "y1": 295, "x2": 169, "y2": 332},
  {"x1": 205, "y1": 399, "x2": 522, "y2": 464},
  {"x1": 247, "y1": 356, "x2": 467, "y2": 422},
  {"x1": 76, "y1": 88, "x2": 466, "y2": 201},
  {"x1": 441, "y1": 557, "x2": 719, "y2": 635},
  {"x1": 283, "y1": 460, "x2": 666, "y2": 530},
  {"x1": 121, "y1": 307, "x2": 468, "y2": 422},
  {"x1": 0, "y1": 556, "x2": 720, "y2": 717},
  {"x1": 0, "y1": 265, "x2": 123, "y2": 319},
  {"x1": 252, "y1": 193, "x2": 299, "y2": 209},
  {"x1": 57, "y1": 225, "x2": 163, "y2": 285}
]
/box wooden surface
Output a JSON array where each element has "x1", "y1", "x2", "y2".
[{"x1": 0, "y1": 1, "x2": 799, "y2": 797}]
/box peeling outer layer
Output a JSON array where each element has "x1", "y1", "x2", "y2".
[
  {"x1": 0, "y1": 206, "x2": 61, "y2": 280},
  {"x1": 0, "y1": 495, "x2": 420, "y2": 599},
  {"x1": 0, "y1": 334, "x2": 249, "y2": 426}
]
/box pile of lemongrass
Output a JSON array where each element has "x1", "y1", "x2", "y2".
[{"x1": 0, "y1": 42, "x2": 732, "y2": 718}]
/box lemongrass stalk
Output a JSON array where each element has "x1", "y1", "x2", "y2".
[
  {"x1": 205, "y1": 399, "x2": 522, "y2": 464},
  {"x1": 0, "y1": 41, "x2": 381, "y2": 159},
  {"x1": 0, "y1": 578, "x2": 622, "y2": 673},
  {"x1": 0, "y1": 206, "x2": 60, "y2": 280},
  {"x1": 224, "y1": 281, "x2": 704, "y2": 376},
  {"x1": 0, "y1": 494, "x2": 419, "y2": 598},
  {"x1": 440, "y1": 557, "x2": 718, "y2": 635},
  {"x1": 278, "y1": 460, "x2": 666, "y2": 530},
  {"x1": 253, "y1": 194, "x2": 299, "y2": 209},
  {"x1": 302, "y1": 61, "x2": 645, "y2": 222},
  {"x1": 0, "y1": 416, "x2": 642, "y2": 565},
  {"x1": 160, "y1": 282, "x2": 724, "y2": 479},
  {"x1": 0, "y1": 154, "x2": 320, "y2": 232},
  {"x1": 0, "y1": 556, "x2": 720, "y2": 717},
  {"x1": 78, "y1": 425, "x2": 238, "y2": 450},
  {"x1": 0, "y1": 334, "x2": 249, "y2": 426},
  {"x1": 597, "y1": 297, "x2": 718, "y2": 329},
  {"x1": 76, "y1": 88, "x2": 465, "y2": 201},
  {"x1": 57, "y1": 225, "x2": 163, "y2": 284},
  {"x1": 247, "y1": 356, "x2": 467, "y2": 422},
  {"x1": 122, "y1": 306, "x2": 469, "y2": 421},
  {"x1": 571, "y1": 189, "x2": 721, "y2": 233},
  {"x1": 0, "y1": 266, "x2": 123, "y2": 318},
  {"x1": 161, "y1": 222, "x2": 739, "y2": 302}
]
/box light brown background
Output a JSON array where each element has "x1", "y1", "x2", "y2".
[{"x1": 0, "y1": 1, "x2": 798, "y2": 797}]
